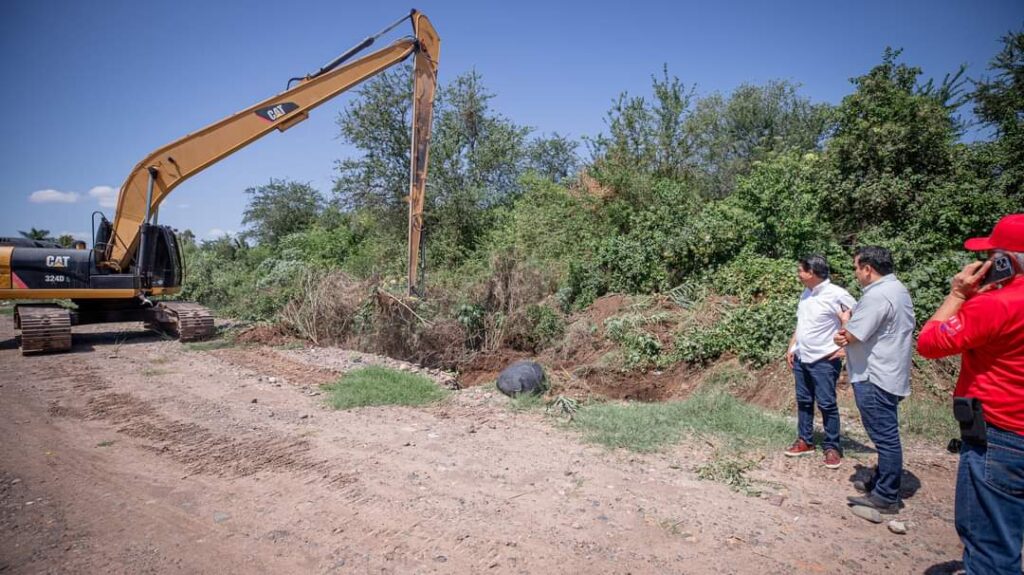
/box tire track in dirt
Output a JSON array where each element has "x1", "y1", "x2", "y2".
[{"x1": 35, "y1": 352, "x2": 357, "y2": 486}]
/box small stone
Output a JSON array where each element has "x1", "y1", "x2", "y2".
[
  {"x1": 251, "y1": 398, "x2": 258, "y2": 404},
  {"x1": 213, "y1": 512, "x2": 231, "y2": 523},
  {"x1": 809, "y1": 499, "x2": 823, "y2": 505},
  {"x1": 571, "y1": 522, "x2": 582, "y2": 529},
  {"x1": 11, "y1": 479, "x2": 21, "y2": 485},
  {"x1": 768, "y1": 495, "x2": 786, "y2": 507},
  {"x1": 851, "y1": 505, "x2": 883, "y2": 524},
  {"x1": 887, "y1": 520, "x2": 907, "y2": 534},
  {"x1": 268, "y1": 377, "x2": 278, "y2": 384}
]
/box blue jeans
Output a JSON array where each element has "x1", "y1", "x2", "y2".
[
  {"x1": 956, "y1": 424, "x2": 1024, "y2": 575},
  {"x1": 852, "y1": 380, "x2": 903, "y2": 504},
  {"x1": 793, "y1": 357, "x2": 842, "y2": 451}
]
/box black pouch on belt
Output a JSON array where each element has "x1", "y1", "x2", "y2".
[{"x1": 953, "y1": 397, "x2": 987, "y2": 446}]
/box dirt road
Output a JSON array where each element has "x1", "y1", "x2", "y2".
[{"x1": 0, "y1": 317, "x2": 964, "y2": 574}]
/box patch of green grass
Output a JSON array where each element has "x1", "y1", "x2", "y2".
[
  {"x1": 96, "y1": 440, "x2": 115, "y2": 448},
  {"x1": 323, "y1": 366, "x2": 447, "y2": 410},
  {"x1": 508, "y1": 392, "x2": 546, "y2": 412},
  {"x1": 183, "y1": 338, "x2": 234, "y2": 352},
  {"x1": 695, "y1": 454, "x2": 763, "y2": 496},
  {"x1": 0, "y1": 305, "x2": 14, "y2": 316},
  {"x1": 570, "y1": 389, "x2": 792, "y2": 453},
  {"x1": 900, "y1": 396, "x2": 958, "y2": 441}
]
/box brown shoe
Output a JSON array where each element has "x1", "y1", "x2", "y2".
[
  {"x1": 824, "y1": 448, "x2": 842, "y2": 469},
  {"x1": 784, "y1": 439, "x2": 815, "y2": 457}
]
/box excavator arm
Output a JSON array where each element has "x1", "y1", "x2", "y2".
[{"x1": 105, "y1": 10, "x2": 439, "y2": 294}]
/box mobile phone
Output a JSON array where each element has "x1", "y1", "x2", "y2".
[{"x1": 981, "y1": 251, "x2": 1016, "y2": 287}]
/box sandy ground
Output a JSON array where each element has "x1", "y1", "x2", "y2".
[{"x1": 0, "y1": 316, "x2": 965, "y2": 574}]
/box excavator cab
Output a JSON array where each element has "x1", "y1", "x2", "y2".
[{"x1": 136, "y1": 224, "x2": 183, "y2": 290}]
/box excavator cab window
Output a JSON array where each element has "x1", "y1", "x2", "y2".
[
  {"x1": 157, "y1": 227, "x2": 183, "y2": 288},
  {"x1": 93, "y1": 216, "x2": 112, "y2": 263}
]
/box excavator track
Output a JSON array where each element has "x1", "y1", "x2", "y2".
[
  {"x1": 16, "y1": 305, "x2": 72, "y2": 354},
  {"x1": 151, "y1": 302, "x2": 216, "y2": 342}
]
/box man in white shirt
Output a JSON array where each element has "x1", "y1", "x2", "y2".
[{"x1": 785, "y1": 255, "x2": 857, "y2": 468}]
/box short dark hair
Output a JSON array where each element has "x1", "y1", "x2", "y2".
[
  {"x1": 798, "y1": 254, "x2": 830, "y2": 279},
  {"x1": 854, "y1": 245, "x2": 894, "y2": 275}
]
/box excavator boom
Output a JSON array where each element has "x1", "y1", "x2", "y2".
[{"x1": 106, "y1": 10, "x2": 440, "y2": 292}]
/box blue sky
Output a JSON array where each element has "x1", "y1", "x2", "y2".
[{"x1": 1, "y1": 0, "x2": 1020, "y2": 243}]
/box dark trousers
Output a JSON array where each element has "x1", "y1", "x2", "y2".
[
  {"x1": 852, "y1": 380, "x2": 903, "y2": 504},
  {"x1": 793, "y1": 357, "x2": 842, "y2": 451},
  {"x1": 956, "y1": 424, "x2": 1024, "y2": 575}
]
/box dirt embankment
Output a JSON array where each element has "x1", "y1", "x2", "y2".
[{"x1": 1, "y1": 318, "x2": 964, "y2": 574}]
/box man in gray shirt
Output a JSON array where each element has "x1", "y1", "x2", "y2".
[{"x1": 834, "y1": 246, "x2": 916, "y2": 515}]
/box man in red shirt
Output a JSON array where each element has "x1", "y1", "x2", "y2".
[{"x1": 917, "y1": 213, "x2": 1024, "y2": 575}]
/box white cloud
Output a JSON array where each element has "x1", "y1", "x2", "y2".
[
  {"x1": 88, "y1": 185, "x2": 119, "y2": 208},
  {"x1": 206, "y1": 228, "x2": 234, "y2": 239},
  {"x1": 29, "y1": 189, "x2": 79, "y2": 203},
  {"x1": 177, "y1": 203, "x2": 191, "y2": 209}
]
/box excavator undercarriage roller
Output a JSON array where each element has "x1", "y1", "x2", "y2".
[{"x1": 16, "y1": 305, "x2": 72, "y2": 354}]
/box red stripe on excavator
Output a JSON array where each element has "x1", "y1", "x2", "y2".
[{"x1": 12, "y1": 272, "x2": 27, "y2": 289}]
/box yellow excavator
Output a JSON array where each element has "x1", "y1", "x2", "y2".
[{"x1": 0, "y1": 9, "x2": 439, "y2": 354}]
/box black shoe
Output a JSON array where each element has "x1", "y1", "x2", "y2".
[
  {"x1": 853, "y1": 480, "x2": 874, "y2": 494},
  {"x1": 847, "y1": 493, "x2": 900, "y2": 515}
]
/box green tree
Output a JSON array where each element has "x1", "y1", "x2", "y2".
[
  {"x1": 526, "y1": 132, "x2": 579, "y2": 183},
  {"x1": 56, "y1": 234, "x2": 76, "y2": 248},
  {"x1": 972, "y1": 29, "x2": 1024, "y2": 198},
  {"x1": 18, "y1": 228, "x2": 51, "y2": 241},
  {"x1": 731, "y1": 152, "x2": 838, "y2": 260},
  {"x1": 686, "y1": 80, "x2": 830, "y2": 198},
  {"x1": 241, "y1": 179, "x2": 324, "y2": 245},
  {"x1": 333, "y1": 68, "x2": 570, "y2": 268},
  {"x1": 587, "y1": 66, "x2": 697, "y2": 205},
  {"x1": 333, "y1": 69, "x2": 415, "y2": 219},
  {"x1": 822, "y1": 48, "x2": 959, "y2": 238}
]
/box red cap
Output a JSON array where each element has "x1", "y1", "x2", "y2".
[{"x1": 964, "y1": 214, "x2": 1024, "y2": 252}]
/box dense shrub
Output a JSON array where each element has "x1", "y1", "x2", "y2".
[{"x1": 674, "y1": 297, "x2": 797, "y2": 367}]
